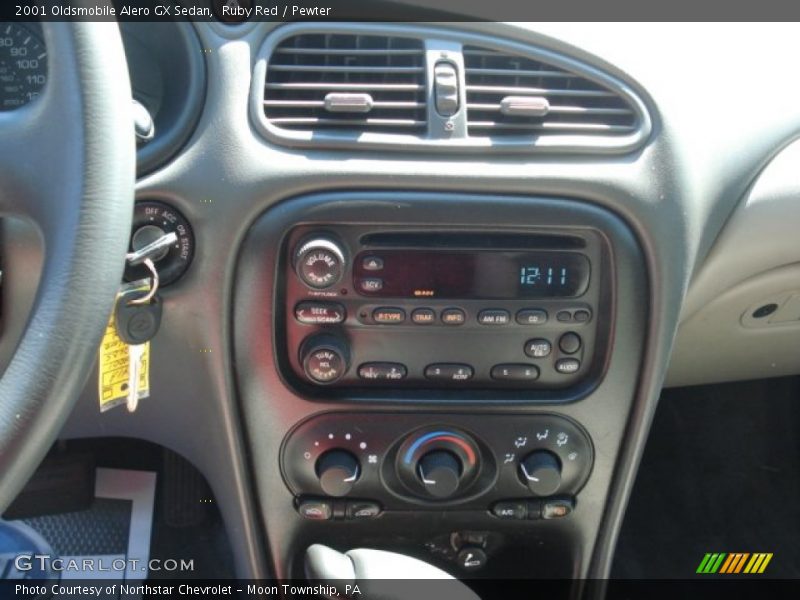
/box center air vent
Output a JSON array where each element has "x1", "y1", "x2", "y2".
[
  {"x1": 264, "y1": 33, "x2": 427, "y2": 134},
  {"x1": 253, "y1": 24, "x2": 651, "y2": 152},
  {"x1": 463, "y1": 45, "x2": 639, "y2": 139}
]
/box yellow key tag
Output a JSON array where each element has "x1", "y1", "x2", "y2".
[{"x1": 97, "y1": 281, "x2": 152, "y2": 413}]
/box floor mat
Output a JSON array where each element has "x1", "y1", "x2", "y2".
[
  {"x1": 9, "y1": 468, "x2": 156, "y2": 584},
  {"x1": 612, "y1": 376, "x2": 800, "y2": 578}
]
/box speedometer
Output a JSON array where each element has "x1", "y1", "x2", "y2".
[{"x1": 0, "y1": 23, "x2": 47, "y2": 110}]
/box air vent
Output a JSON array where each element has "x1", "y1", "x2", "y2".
[
  {"x1": 264, "y1": 34, "x2": 427, "y2": 134},
  {"x1": 463, "y1": 45, "x2": 639, "y2": 139}
]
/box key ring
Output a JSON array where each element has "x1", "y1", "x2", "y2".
[{"x1": 128, "y1": 258, "x2": 159, "y2": 305}]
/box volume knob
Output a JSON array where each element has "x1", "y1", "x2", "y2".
[{"x1": 294, "y1": 237, "x2": 346, "y2": 290}]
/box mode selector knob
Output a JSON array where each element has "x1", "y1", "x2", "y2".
[
  {"x1": 300, "y1": 334, "x2": 350, "y2": 384},
  {"x1": 519, "y1": 450, "x2": 562, "y2": 496},
  {"x1": 294, "y1": 237, "x2": 346, "y2": 289},
  {"x1": 417, "y1": 450, "x2": 463, "y2": 499},
  {"x1": 316, "y1": 450, "x2": 360, "y2": 497}
]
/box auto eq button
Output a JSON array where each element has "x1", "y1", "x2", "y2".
[{"x1": 524, "y1": 339, "x2": 552, "y2": 358}]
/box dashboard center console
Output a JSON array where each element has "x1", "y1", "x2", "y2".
[{"x1": 234, "y1": 190, "x2": 647, "y2": 580}]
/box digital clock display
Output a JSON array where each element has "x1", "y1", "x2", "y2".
[{"x1": 354, "y1": 250, "x2": 590, "y2": 299}]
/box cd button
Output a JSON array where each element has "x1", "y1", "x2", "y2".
[
  {"x1": 372, "y1": 307, "x2": 406, "y2": 324},
  {"x1": 424, "y1": 363, "x2": 474, "y2": 381},
  {"x1": 555, "y1": 358, "x2": 581, "y2": 374},
  {"x1": 358, "y1": 362, "x2": 407, "y2": 381},
  {"x1": 490, "y1": 364, "x2": 540, "y2": 381},
  {"x1": 478, "y1": 309, "x2": 511, "y2": 325},
  {"x1": 411, "y1": 308, "x2": 436, "y2": 324},
  {"x1": 516, "y1": 309, "x2": 548, "y2": 325},
  {"x1": 524, "y1": 339, "x2": 552, "y2": 358},
  {"x1": 441, "y1": 308, "x2": 466, "y2": 325},
  {"x1": 359, "y1": 278, "x2": 384, "y2": 293},
  {"x1": 362, "y1": 256, "x2": 384, "y2": 271}
]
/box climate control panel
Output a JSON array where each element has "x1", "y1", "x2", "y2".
[
  {"x1": 280, "y1": 225, "x2": 612, "y2": 394},
  {"x1": 281, "y1": 412, "x2": 593, "y2": 512}
]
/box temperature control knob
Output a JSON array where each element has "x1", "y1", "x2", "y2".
[
  {"x1": 417, "y1": 450, "x2": 463, "y2": 499},
  {"x1": 519, "y1": 450, "x2": 562, "y2": 496},
  {"x1": 316, "y1": 450, "x2": 360, "y2": 497},
  {"x1": 300, "y1": 334, "x2": 350, "y2": 384},
  {"x1": 294, "y1": 237, "x2": 346, "y2": 289}
]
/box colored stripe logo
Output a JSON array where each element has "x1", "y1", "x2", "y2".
[{"x1": 696, "y1": 553, "x2": 773, "y2": 574}]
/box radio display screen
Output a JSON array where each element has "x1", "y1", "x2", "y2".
[{"x1": 354, "y1": 250, "x2": 590, "y2": 299}]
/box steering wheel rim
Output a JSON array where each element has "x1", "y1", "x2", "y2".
[{"x1": 0, "y1": 21, "x2": 135, "y2": 510}]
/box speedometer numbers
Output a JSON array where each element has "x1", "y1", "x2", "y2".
[{"x1": 0, "y1": 23, "x2": 47, "y2": 110}]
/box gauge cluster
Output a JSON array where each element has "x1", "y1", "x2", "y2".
[{"x1": 0, "y1": 23, "x2": 47, "y2": 110}]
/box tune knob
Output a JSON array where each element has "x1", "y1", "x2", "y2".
[
  {"x1": 300, "y1": 334, "x2": 350, "y2": 384},
  {"x1": 316, "y1": 450, "x2": 360, "y2": 497},
  {"x1": 294, "y1": 237, "x2": 346, "y2": 289},
  {"x1": 417, "y1": 450, "x2": 463, "y2": 499},
  {"x1": 519, "y1": 450, "x2": 562, "y2": 496}
]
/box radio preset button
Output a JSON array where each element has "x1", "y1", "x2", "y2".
[
  {"x1": 490, "y1": 364, "x2": 540, "y2": 381},
  {"x1": 516, "y1": 309, "x2": 548, "y2": 325},
  {"x1": 358, "y1": 362, "x2": 407, "y2": 381},
  {"x1": 478, "y1": 309, "x2": 511, "y2": 325},
  {"x1": 411, "y1": 308, "x2": 436, "y2": 324},
  {"x1": 524, "y1": 339, "x2": 552, "y2": 358},
  {"x1": 294, "y1": 301, "x2": 346, "y2": 325},
  {"x1": 559, "y1": 332, "x2": 582, "y2": 354},
  {"x1": 362, "y1": 256, "x2": 384, "y2": 271},
  {"x1": 441, "y1": 308, "x2": 466, "y2": 325},
  {"x1": 425, "y1": 363, "x2": 474, "y2": 381},
  {"x1": 358, "y1": 278, "x2": 384, "y2": 293},
  {"x1": 555, "y1": 358, "x2": 581, "y2": 374},
  {"x1": 373, "y1": 307, "x2": 406, "y2": 324}
]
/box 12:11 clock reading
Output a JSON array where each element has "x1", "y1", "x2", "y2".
[{"x1": 520, "y1": 265, "x2": 568, "y2": 287}]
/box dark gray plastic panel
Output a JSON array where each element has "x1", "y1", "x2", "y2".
[{"x1": 233, "y1": 191, "x2": 648, "y2": 579}]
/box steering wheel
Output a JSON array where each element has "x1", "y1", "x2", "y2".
[{"x1": 0, "y1": 22, "x2": 135, "y2": 510}]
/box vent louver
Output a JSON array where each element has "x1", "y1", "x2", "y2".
[
  {"x1": 264, "y1": 34, "x2": 427, "y2": 134},
  {"x1": 463, "y1": 45, "x2": 639, "y2": 138}
]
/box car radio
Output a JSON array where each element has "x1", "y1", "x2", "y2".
[{"x1": 280, "y1": 226, "x2": 611, "y2": 392}]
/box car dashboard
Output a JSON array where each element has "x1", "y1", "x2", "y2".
[{"x1": 2, "y1": 16, "x2": 800, "y2": 591}]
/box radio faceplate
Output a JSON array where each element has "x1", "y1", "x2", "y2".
[{"x1": 281, "y1": 226, "x2": 611, "y2": 394}]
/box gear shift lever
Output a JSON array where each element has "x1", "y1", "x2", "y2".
[{"x1": 304, "y1": 544, "x2": 481, "y2": 600}]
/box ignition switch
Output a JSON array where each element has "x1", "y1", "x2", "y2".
[{"x1": 124, "y1": 201, "x2": 195, "y2": 286}]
